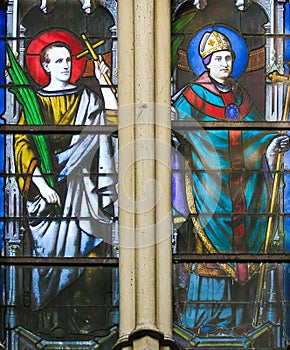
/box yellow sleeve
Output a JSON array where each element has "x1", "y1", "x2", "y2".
[{"x1": 14, "y1": 112, "x2": 38, "y2": 196}]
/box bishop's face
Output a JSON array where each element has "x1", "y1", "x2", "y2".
[
  {"x1": 206, "y1": 50, "x2": 233, "y2": 84},
  {"x1": 43, "y1": 46, "x2": 72, "y2": 84}
]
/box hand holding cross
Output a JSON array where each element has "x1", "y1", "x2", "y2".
[{"x1": 77, "y1": 33, "x2": 116, "y2": 94}]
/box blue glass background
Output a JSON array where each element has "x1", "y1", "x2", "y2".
[
  {"x1": 0, "y1": 8, "x2": 6, "y2": 342},
  {"x1": 0, "y1": 9, "x2": 5, "y2": 255}
]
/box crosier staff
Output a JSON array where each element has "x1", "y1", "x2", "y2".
[{"x1": 253, "y1": 70, "x2": 290, "y2": 327}]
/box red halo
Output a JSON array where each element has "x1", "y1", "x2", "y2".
[{"x1": 25, "y1": 29, "x2": 86, "y2": 87}]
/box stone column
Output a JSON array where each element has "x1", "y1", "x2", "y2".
[
  {"x1": 116, "y1": 0, "x2": 175, "y2": 349},
  {"x1": 155, "y1": 0, "x2": 172, "y2": 346},
  {"x1": 117, "y1": 0, "x2": 136, "y2": 348}
]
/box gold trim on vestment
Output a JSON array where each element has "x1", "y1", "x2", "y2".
[{"x1": 184, "y1": 162, "x2": 236, "y2": 279}]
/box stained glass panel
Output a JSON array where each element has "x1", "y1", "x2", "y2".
[
  {"x1": 171, "y1": 1, "x2": 290, "y2": 348},
  {"x1": 1, "y1": 1, "x2": 118, "y2": 348}
]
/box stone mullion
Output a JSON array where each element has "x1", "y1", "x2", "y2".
[
  {"x1": 134, "y1": 0, "x2": 157, "y2": 331},
  {"x1": 116, "y1": 0, "x2": 174, "y2": 349},
  {"x1": 154, "y1": 0, "x2": 173, "y2": 346},
  {"x1": 117, "y1": 0, "x2": 136, "y2": 348}
]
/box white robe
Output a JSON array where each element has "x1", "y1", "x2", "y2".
[{"x1": 24, "y1": 87, "x2": 117, "y2": 309}]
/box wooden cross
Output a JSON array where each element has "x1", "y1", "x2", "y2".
[{"x1": 77, "y1": 33, "x2": 116, "y2": 94}]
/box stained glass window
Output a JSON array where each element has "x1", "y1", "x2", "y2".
[
  {"x1": 2, "y1": 1, "x2": 290, "y2": 349},
  {"x1": 171, "y1": 1, "x2": 290, "y2": 349},
  {"x1": 0, "y1": 1, "x2": 119, "y2": 348}
]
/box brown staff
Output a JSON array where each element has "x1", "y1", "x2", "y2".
[
  {"x1": 253, "y1": 70, "x2": 290, "y2": 327},
  {"x1": 78, "y1": 33, "x2": 116, "y2": 94}
]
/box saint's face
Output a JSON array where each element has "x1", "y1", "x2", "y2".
[
  {"x1": 44, "y1": 47, "x2": 72, "y2": 84},
  {"x1": 206, "y1": 50, "x2": 233, "y2": 84}
]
